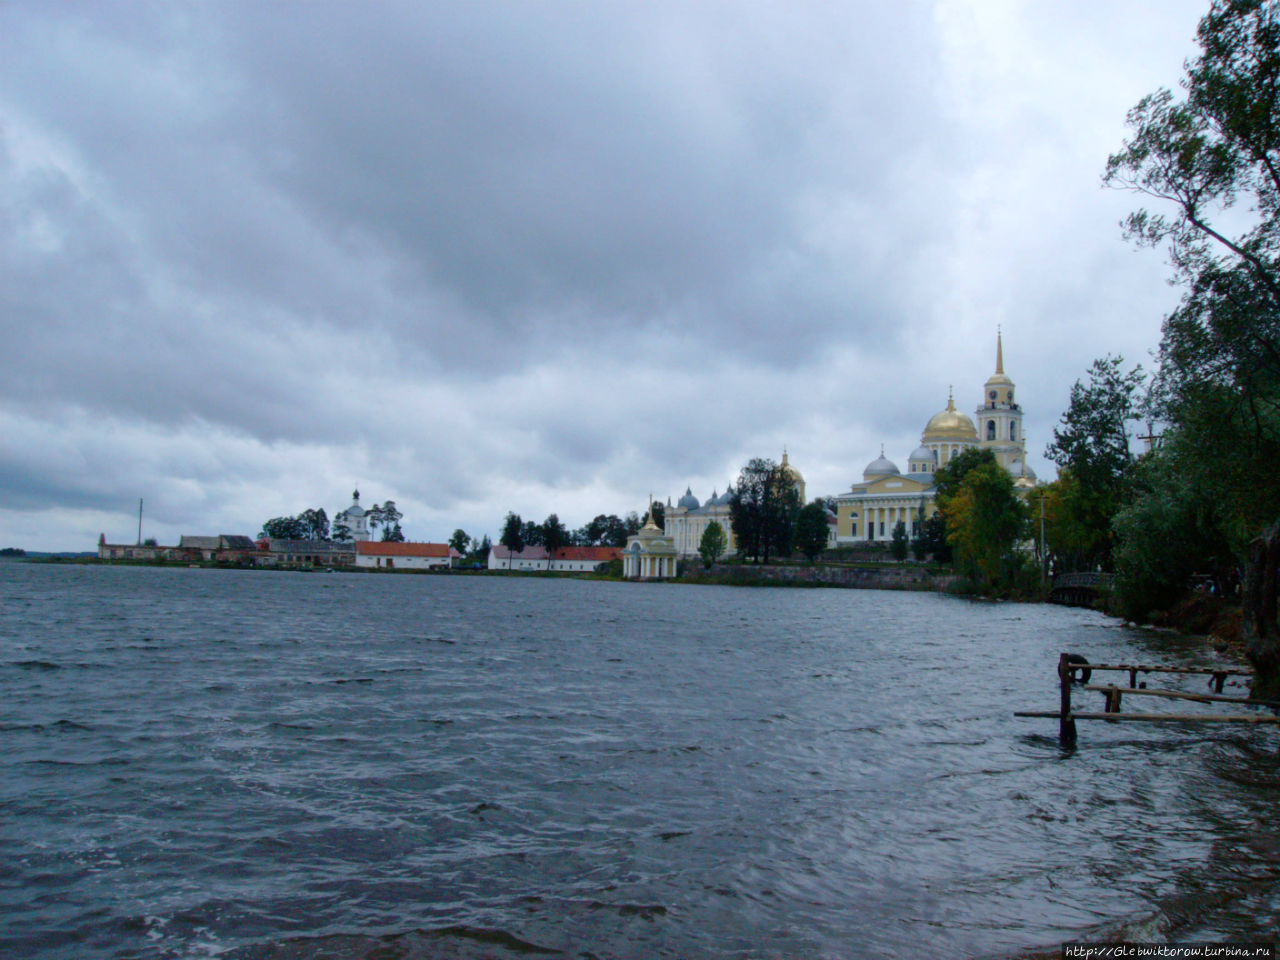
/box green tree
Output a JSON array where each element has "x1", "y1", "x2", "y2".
[
  {"x1": 890, "y1": 520, "x2": 909, "y2": 562},
  {"x1": 698, "y1": 520, "x2": 728, "y2": 568},
  {"x1": 793, "y1": 502, "x2": 831, "y2": 563},
  {"x1": 260, "y1": 516, "x2": 307, "y2": 540},
  {"x1": 580, "y1": 513, "x2": 630, "y2": 547},
  {"x1": 940, "y1": 458, "x2": 1029, "y2": 589},
  {"x1": 1040, "y1": 470, "x2": 1119, "y2": 574},
  {"x1": 910, "y1": 499, "x2": 929, "y2": 561},
  {"x1": 500, "y1": 512, "x2": 524, "y2": 570},
  {"x1": 918, "y1": 511, "x2": 951, "y2": 564},
  {"x1": 449, "y1": 529, "x2": 470, "y2": 554},
  {"x1": 622, "y1": 512, "x2": 643, "y2": 540},
  {"x1": 650, "y1": 501, "x2": 665, "y2": 531},
  {"x1": 542, "y1": 514, "x2": 568, "y2": 570},
  {"x1": 1106, "y1": 0, "x2": 1280, "y2": 695},
  {"x1": 927, "y1": 447, "x2": 1000, "y2": 565},
  {"x1": 729, "y1": 458, "x2": 800, "y2": 564},
  {"x1": 1113, "y1": 442, "x2": 1236, "y2": 619},
  {"x1": 332, "y1": 521, "x2": 353, "y2": 542},
  {"x1": 298, "y1": 507, "x2": 330, "y2": 541},
  {"x1": 1044, "y1": 356, "x2": 1145, "y2": 570},
  {"x1": 378, "y1": 502, "x2": 404, "y2": 542}
]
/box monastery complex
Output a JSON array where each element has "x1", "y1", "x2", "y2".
[{"x1": 655, "y1": 332, "x2": 1039, "y2": 560}]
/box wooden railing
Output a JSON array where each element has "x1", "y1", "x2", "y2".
[{"x1": 1015, "y1": 653, "x2": 1278, "y2": 745}]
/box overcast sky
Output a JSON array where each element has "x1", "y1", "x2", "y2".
[{"x1": 2, "y1": 0, "x2": 1208, "y2": 551}]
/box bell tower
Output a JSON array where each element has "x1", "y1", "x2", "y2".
[{"x1": 976, "y1": 330, "x2": 1025, "y2": 469}]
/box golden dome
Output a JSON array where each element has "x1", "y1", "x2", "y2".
[{"x1": 923, "y1": 390, "x2": 978, "y2": 441}]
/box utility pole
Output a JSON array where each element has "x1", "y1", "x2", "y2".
[
  {"x1": 1039, "y1": 490, "x2": 1047, "y2": 587},
  {"x1": 137, "y1": 499, "x2": 144, "y2": 546}
]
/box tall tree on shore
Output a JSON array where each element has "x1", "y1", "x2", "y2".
[
  {"x1": 1044, "y1": 356, "x2": 1145, "y2": 571},
  {"x1": 449, "y1": 529, "x2": 470, "y2": 554},
  {"x1": 260, "y1": 516, "x2": 307, "y2": 540},
  {"x1": 500, "y1": 512, "x2": 523, "y2": 571},
  {"x1": 1105, "y1": 0, "x2": 1280, "y2": 696},
  {"x1": 940, "y1": 458, "x2": 1029, "y2": 588},
  {"x1": 378, "y1": 501, "x2": 404, "y2": 542},
  {"x1": 698, "y1": 520, "x2": 728, "y2": 569},
  {"x1": 793, "y1": 502, "x2": 830, "y2": 563},
  {"x1": 729, "y1": 458, "x2": 802, "y2": 564},
  {"x1": 298, "y1": 508, "x2": 330, "y2": 542},
  {"x1": 890, "y1": 520, "x2": 909, "y2": 562},
  {"x1": 541, "y1": 514, "x2": 568, "y2": 571}
]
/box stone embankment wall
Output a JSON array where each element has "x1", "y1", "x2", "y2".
[{"x1": 682, "y1": 563, "x2": 959, "y2": 592}]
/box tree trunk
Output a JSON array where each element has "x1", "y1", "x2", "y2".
[{"x1": 1243, "y1": 519, "x2": 1280, "y2": 701}]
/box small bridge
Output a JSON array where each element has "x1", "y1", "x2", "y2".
[{"x1": 1050, "y1": 572, "x2": 1113, "y2": 607}]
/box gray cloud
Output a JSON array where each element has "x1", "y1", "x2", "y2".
[{"x1": 0, "y1": 0, "x2": 1209, "y2": 549}]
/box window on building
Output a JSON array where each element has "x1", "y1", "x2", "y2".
[
  {"x1": 987, "y1": 420, "x2": 996, "y2": 440},
  {"x1": 1010, "y1": 422, "x2": 1017, "y2": 440}
]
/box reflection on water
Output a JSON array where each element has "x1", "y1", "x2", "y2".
[{"x1": 0, "y1": 563, "x2": 1276, "y2": 959}]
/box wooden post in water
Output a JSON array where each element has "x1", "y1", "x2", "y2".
[{"x1": 1058, "y1": 653, "x2": 1077, "y2": 746}]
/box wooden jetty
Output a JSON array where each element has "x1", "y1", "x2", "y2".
[{"x1": 1015, "y1": 653, "x2": 1280, "y2": 745}]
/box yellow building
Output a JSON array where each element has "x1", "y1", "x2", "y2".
[
  {"x1": 833, "y1": 333, "x2": 1037, "y2": 544},
  {"x1": 622, "y1": 506, "x2": 678, "y2": 578}
]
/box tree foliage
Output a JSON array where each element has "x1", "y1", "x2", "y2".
[
  {"x1": 579, "y1": 514, "x2": 632, "y2": 547},
  {"x1": 699, "y1": 520, "x2": 728, "y2": 569},
  {"x1": 377, "y1": 502, "x2": 404, "y2": 542},
  {"x1": 793, "y1": 502, "x2": 830, "y2": 563},
  {"x1": 729, "y1": 458, "x2": 802, "y2": 564},
  {"x1": 260, "y1": 509, "x2": 329, "y2": 541},
  {"x1": 500, "y1": 512, "x2": 523, "y2": 570},
  {"x1": 1044, "y1": 356, "x2": 1145, "y2": 570},
  {"x1": 542, "y1": 514, "x2": 568, "y2": 569},
  {"x1": 449, "y1": 529, "x2": 470, "y2": 554},
  {"x1": 910, "y1": 500, "x2": 929, "y2": 561},
  {"x1": 890, "y1": 520, "x2": 909, "y2": 562},
  {"x1": 939, "y1": 457, "x2": 1029, "y2": 589},
  {"x1": 1106, "y1": 0, "x2": 1280, "y2": 693}
]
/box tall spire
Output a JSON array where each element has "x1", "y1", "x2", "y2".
[{"x1": 996, "y1": 326, "x2": 1004, "y2": 375}]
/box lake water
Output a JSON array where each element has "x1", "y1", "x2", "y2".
[{"x1": 1, "y1": 563, "x2": 1277, "y2": 959}]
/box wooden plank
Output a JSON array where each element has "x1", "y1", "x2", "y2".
[
  {"x1": 1067, "y1": 712, "x2": 1280, "y2": 723},
  {"x1": 1082, "y1": 685, "x2": 1280, "y2": 710},
  {"x1": 1064, "y1": 663, "x2": 1251, "y2": 676}
]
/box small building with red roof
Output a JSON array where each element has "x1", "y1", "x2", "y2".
[{"x1": 355, "y1": 540, "x2": 459, "y2": 570}]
